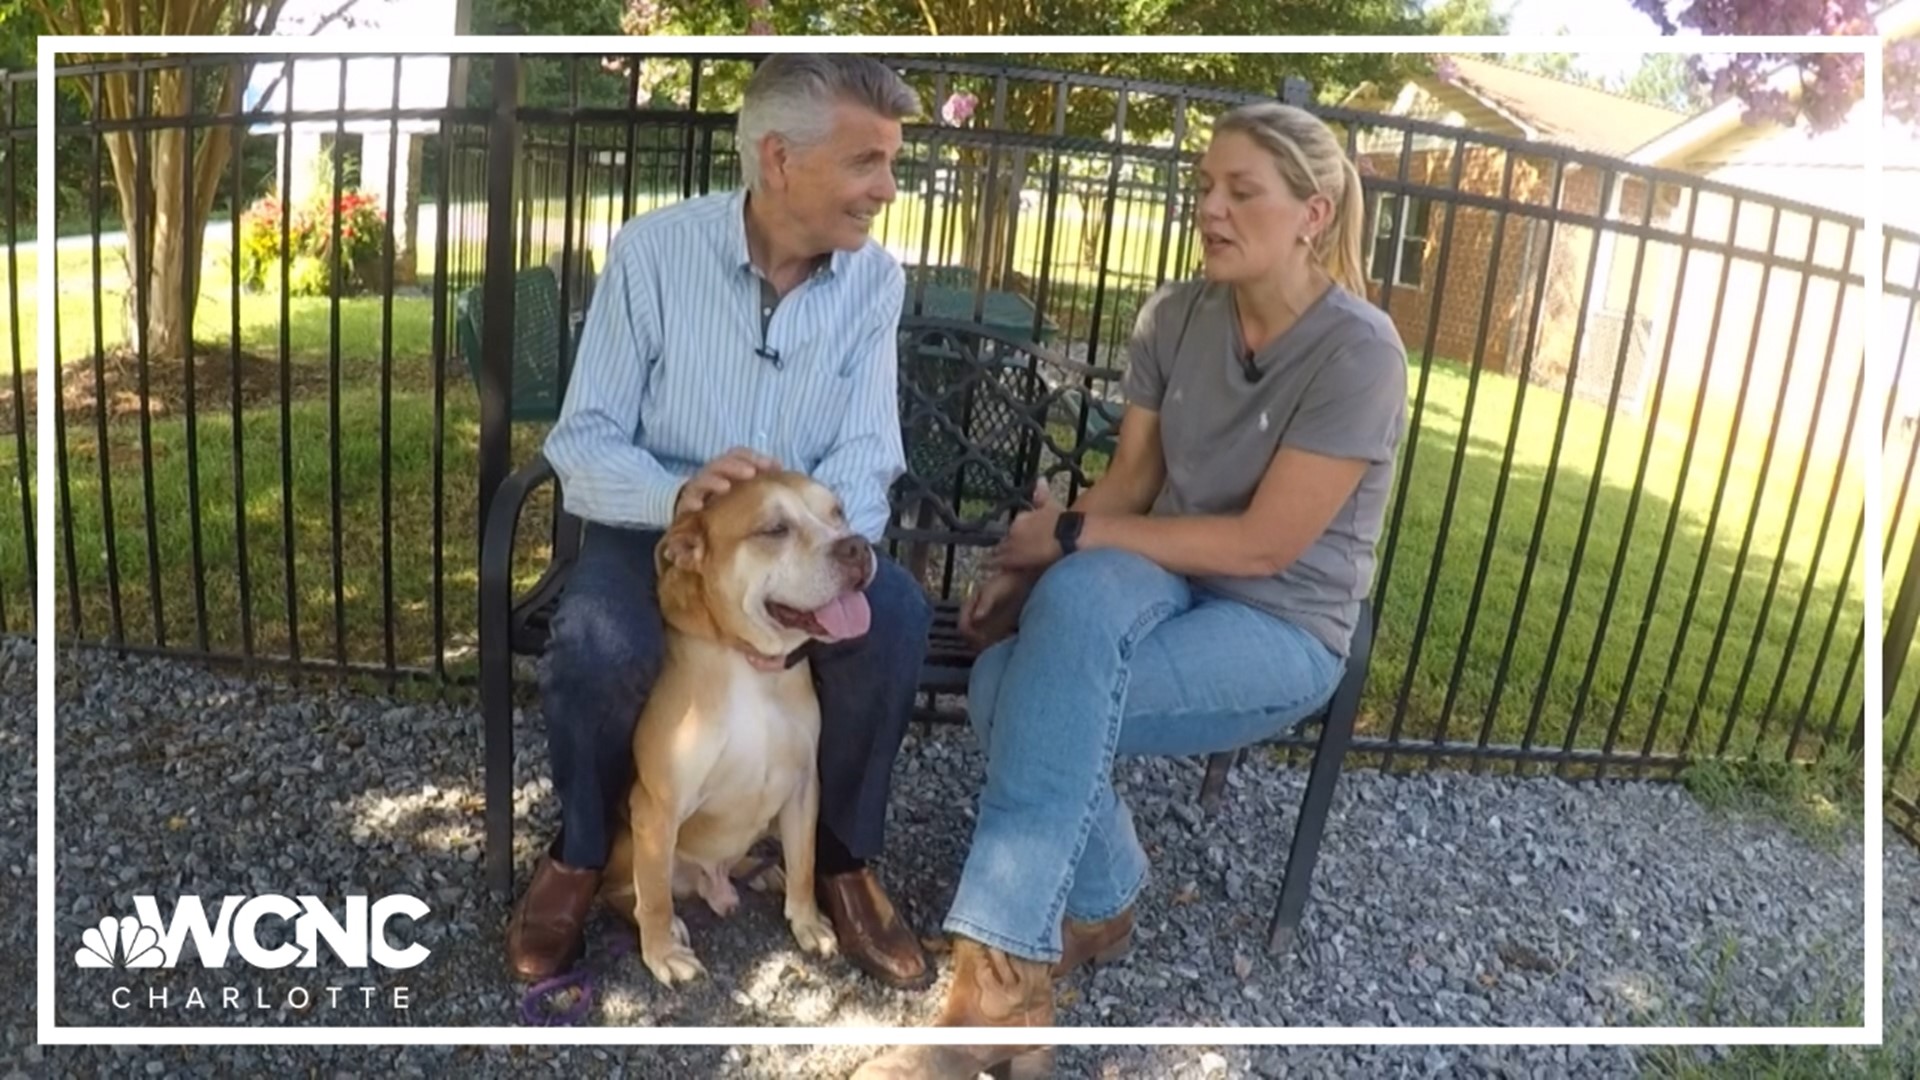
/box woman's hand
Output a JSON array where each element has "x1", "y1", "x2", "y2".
[
  {"x1": 959, "y1": 568, "x2": 1039, "y2": 649},
  {"x1": 990, "y1": 479, "x2": 1065, "y2": 574}
]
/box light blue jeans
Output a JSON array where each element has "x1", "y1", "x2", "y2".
[{"x1": 942, "y1": 548, "x2": 1344, "y2": 963}]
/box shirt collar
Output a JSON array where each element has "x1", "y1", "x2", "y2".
[{"x1": 731, "y1": 188, "x2": 848, "y2": 283}]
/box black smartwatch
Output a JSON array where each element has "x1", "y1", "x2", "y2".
[{"x1": 1054, "y1": 510, "x2": 1085, "y2": 556}]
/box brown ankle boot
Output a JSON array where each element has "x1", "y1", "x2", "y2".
[
  {"x1": 849, "y1": 936, "x2": 1056, "y2": 1079},
  {"x1": 504, "y1": 851, "x2": 601, "y2": 982},
  {"x1": 1053, "y1": 906, "x2": 1134, "y2": 980}
]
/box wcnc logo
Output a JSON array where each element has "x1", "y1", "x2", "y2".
[{"x1": 74, "y1": 894, "x2": 432, "y2": 971}]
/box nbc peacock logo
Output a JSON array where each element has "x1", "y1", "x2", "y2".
[{"x1": 75, "y1": 915, "x2": 167, "y2": 970}]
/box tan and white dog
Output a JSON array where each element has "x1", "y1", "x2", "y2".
[{"x1": 599, "y1": 470, "x2": 877, "y2": 987}]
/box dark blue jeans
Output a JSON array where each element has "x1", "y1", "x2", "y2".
[{"x1": 538, "y1": 521, "x2": 934, "y2": 870}]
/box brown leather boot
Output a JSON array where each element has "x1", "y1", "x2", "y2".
[
  {"x1": 817, "y1": 867, "x2": 932, "y2": 990},
  {"x1": 1052, "y1": 906, "x2": 1134, "y2": 980},
  {"x1": 849, "y1": 936, "x2": 1056, "y2": 1079},
  {"x1": 504, "y1": 851, "x2": 601, "y2": 982}
]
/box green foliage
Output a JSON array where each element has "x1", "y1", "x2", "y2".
[
  {"x1": 1679, "y1": 754, "x2": 1864, "y2": 851},
  {"x1": 236, "y1": 193, "x2": 286, "y2": 288},
  {"x1": 0, "y1": 0, "x2": 34, "y2": 71},
  {"x1": 476, "y1": 0, "x2": 627, "y2": 33},
  {"x1": 287, "y1": 251, "x2": 330, "y2": 295},
  {"x1": 467, "y1": 0, "x2": 629, "y2": 109},
  {"x1": 1620, "y1": 52, "x2": 1715, "y2": 113},
  {"x1": 238, "y1": 185, "x2": 390, "y2": 298},
  {"x1": 1501, "y1": 44, "x2": 1714, "y2": 114},
  {"x1": 610, "y1": 0, "x2": 1461, "y2": 116},
  {"x1": 1424, "y1": 0, "x2": 1512, "y2": 36}
]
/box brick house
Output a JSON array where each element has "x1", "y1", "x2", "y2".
[
  {"x1": 1337, "y1": 12, "x2": 1919, "y2": 451},
  {"x1": 1337, "y1": 57, "x2": 1690, "y2": 413}
]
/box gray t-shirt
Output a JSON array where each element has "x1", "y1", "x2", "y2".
[{"x1": 1121, "y1": 278, "x2": 1408, "y2": 658}]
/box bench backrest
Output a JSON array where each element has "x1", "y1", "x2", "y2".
[
  {"x1": 458, "y1": 266, "x2": 569, "y2": 423},
  {"x1": 886, "y1": 317, "x2": 1125, "y2": 596}
]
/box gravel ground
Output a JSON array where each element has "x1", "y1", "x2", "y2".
[{"x1": 0, "y1": 634, "x2": 1903, "y2": 1079}]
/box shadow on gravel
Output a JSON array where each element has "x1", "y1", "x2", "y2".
[{"x1": 39, "y1": 645, "x2": 1868, "y2": 1071}]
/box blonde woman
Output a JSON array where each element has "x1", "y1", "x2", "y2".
[{"x1": 854, "y1": 101, "x2": 1410, "y2": 1078}]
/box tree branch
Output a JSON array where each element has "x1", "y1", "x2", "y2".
[
  {"x1": 28, "y1": 0, "x2": 72, "y2": 37},
  {"x1": 259, "y1": 0, "x2": 297, "y2": 32},
  {"x1": 188, "y1": 0, "x2": 227, "y2": 36},
  {"x1": 233, "y1": 0, "x2": 352, "y2": 120}
]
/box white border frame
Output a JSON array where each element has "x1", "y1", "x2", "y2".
[{"x1": 35, "y1": 33, "x2": 1885, "y2": 1049}]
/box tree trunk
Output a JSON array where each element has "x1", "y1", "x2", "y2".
[
  {"x1": 955, "y1": 86, "x2": 1053, "y2": 294},
  {"x1": 121, "y1": 127, "x2": 199, "y2": 358},
  {"x1": 94, "y1": 60, "x2": 242, "y2": 362}
]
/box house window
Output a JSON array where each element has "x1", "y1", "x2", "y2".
[{"x1": 1369, "y1": 193, "x2": 1430, "y2": 288}]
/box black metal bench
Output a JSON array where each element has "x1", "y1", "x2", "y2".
[{"x1": 477, "y1": 316, "x2": 1372, "y2": 955}]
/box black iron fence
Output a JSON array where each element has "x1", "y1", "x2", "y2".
[
  {"x1": 6, "y1": 51, "x2": 1916, "y2": 832},
  {"x1": 4, "y1": 69, "x2": 29, "y2": 640}
]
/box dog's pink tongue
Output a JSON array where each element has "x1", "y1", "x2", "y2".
[{"x1": 812, "y1": 592, "x2": 872, "y2": 641}]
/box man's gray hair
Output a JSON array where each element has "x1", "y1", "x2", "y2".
[{"x1": 737, "y1": 54, "x2": 921, "y2": 190}]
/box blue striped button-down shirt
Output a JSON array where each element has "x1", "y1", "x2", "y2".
[{"x1": 543, "y1": 189, "x2": 906, "y2": 541}]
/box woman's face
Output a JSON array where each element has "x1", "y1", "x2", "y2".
[{"x1": 1195, "y1": 129, "x2": 1328, "y2": 285}]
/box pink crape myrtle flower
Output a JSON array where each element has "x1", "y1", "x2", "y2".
[{"x1": 941, "y1": 91, "x2": 978, "y2": 126}]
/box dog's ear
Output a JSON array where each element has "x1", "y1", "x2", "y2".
[{"x1": 657, "y1": 513, "x2": 706, "y2": 575}]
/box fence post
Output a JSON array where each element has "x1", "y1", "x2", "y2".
[
  {"x1": 477, "y1": 53, "x2": 520, "y2": 556},
  {"x1": 1878, "y1": 502, "x2": 1920, "y2": 749},
  {"x1": 1281, "y1": 76, "x2": 1313, "y2": 105},
  {"x1": 476, "y1": 52, "x2": 522, "y2": 901}
]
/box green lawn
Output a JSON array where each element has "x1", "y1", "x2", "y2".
[
  {"x1": 1366, "y1": 349, "x2": 1873, "y2": 776},
  {"x1": 3, "y1": 185, "x2": 1166, "y2": 376},
  {"x1": 1, "y1": 222, "x2": 467, "y2": 373}
]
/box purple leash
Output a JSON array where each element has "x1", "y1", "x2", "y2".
[{"x1": 518, "y1": 935, "x2": 632, "y2": 1027}]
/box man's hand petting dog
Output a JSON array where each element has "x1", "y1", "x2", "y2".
[{"x1": 674, "y1": 447, "x2": 782, "y2": 517}]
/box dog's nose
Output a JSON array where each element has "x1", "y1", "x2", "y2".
[{"x1": 832, "y1": 534, "x2": 870, "y2": 566}]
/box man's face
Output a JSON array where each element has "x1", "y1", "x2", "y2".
[{"x1": 767, "y1": 100, "x2": 903, "y2": 253}]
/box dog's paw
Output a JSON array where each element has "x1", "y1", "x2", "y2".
[
  {"x1": 637, "y1": 916, "x2": 704, "y2": 985},
  {"x1": 787, "y1": 909, "x2": 838, "y2": 959},
  {"x1": 642, "y1": 941, "x2": 707, "y2": 987}
]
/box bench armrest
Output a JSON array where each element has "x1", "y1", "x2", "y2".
[{"x1": 480, "y1": 451, "x2": 559, "y2": 617}]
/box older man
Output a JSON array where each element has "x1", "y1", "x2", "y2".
[{"x1": 504, "y1": 54, "x2": 933, "y2": 991}]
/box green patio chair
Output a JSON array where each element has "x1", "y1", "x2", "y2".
[{"x1": 456, "y1": 265, "x2": 572, "y2": 424}]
